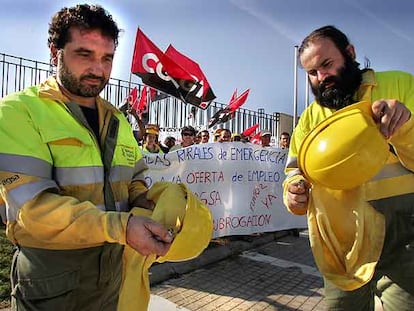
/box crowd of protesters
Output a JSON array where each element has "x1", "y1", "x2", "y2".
[{"x1": 127, "y1": 113, "x2": 291, "y2": 153}]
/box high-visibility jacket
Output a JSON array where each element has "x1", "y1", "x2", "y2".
[
  {"x1": 0, "y1": 76, "x2": 148, "y2": 249},
  {"x1": 283, "y1": 69, "x2": 414, "y2": 290}
]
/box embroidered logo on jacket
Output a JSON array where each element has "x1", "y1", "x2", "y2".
[{"x1": 120, "y1": 145, "x2": 136, "y2": 166}]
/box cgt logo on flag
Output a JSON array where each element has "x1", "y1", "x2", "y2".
[
  {"x1": 164, "y1": 45, "x2": 215, "y2": 109},
  {"x1": 131, "y1": 28, "x2": 215, "y2": 109}
]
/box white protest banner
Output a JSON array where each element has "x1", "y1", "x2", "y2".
[{"x1": 142, "y1": 142, "x2": 307, "y2": 238}]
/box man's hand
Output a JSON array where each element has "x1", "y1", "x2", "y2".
[
  {"x1": 126, "y1": 215, "x2": 173, "y2": 256},
  {"x1": 372, "y1": 99, "x2": 411, "y2": 139},
  {"x1": 286, "y1": 180, "x2": 310, "y2": 215}
]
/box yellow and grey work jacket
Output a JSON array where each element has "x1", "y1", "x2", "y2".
[
  {"x1": 283, "y1": 69, "x2": 414, "y2": 290},
  {"x1": 0, "y1": 77, "x2": 148, "y2": 249}
]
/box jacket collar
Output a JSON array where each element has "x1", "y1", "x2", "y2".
[
  {"x1": 355, "y1": 69, "x2": 377, "y2": 103},
  {"x1": 38, "y1": 76, "x2": 119, "y2": 114}
]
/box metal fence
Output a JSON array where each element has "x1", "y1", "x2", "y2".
[{"x1": 0, "y1": 53, "x2": 290, "y2": 136}]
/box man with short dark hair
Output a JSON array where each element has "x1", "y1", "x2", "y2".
[
  {"x1": 160, "y1": 136, "x2": 176, "y2": 153},
  {"x1": 0, "y1": 4, "x2": 172, "y2": 310},
  {"x1": 279, "y1": 132, "x2": 290, "y2": 149},
  {"x1": 199, "y1": 130, "x2": 210, "y2": 143},
  {"x1": 170, "y1": 125, "x2": 197, "y2": 151},
  {"x1": 283, "y1": 25, "x2": 414, "y2": 309}
]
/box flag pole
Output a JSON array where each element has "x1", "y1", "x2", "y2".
[
  {"x1": 126, "y1": 72, "x2": 133, "y2": 124},
  {"x1": 128, "y1": 72, "x2": 132, "y2": 92},
  {"x1": 293, "y1": 45, "x2": 299, "y2": 128}
]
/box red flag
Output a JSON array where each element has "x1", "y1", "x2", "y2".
[
  {"x1": 229, "y1": 88, "x2": 238, "y2": 103},
  {"x1": 207, "y1": 88, "x2": 250, "y2": 128},
  {"x1": 131, "y1": 28, "x2": 164, "y2": 75},
  {"x1": 250, "y1": 131, "x2": 262, "y2": 145},
  {"x1": 228, "y1": 88, "x2": 250, "y2": 111},
  {"x1": 131, "y1": 28, "x2": 199, "y2": 106},
  {"x1": 242, "y1": 123, "x2": 259, "y2": 137},
  {"x1": 165, "y1": 45, "x2": 215, "y2": 109},
  {"x1": 126, "y1": 87, "x2": 139, "y2": 107},
  {"x1": 149, "y1": 87, "x2": 157, "y2": 101},
  {"x1": 133, "y1": 86, "x2": 149, "y2": 116}
]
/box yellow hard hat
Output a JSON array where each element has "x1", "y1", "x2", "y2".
[
  {"x1": 147, "y1": 182, "x2": 213, "y2": 262},
  {"x1": 298, "y1": 101, "x2": 389, "y2": 190},
  {"x1": 145, "y1": 124, "x2": 159, "y2": 135}
]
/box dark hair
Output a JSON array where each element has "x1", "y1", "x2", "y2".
[
  {"x1": 48, "y1": 4, "x2": 120, "y2": 49},
  {"x1": 164, "y1": 136, "x2": 176, "y2": 144},
  {"x1": 280, "y1": 132, "x2": 290, "y2": 137},
  {"x1": 181, "y1": 125, "x2": 196, "y2": 135},
  {"x1": 299, "y1": 25, "x2": 351, "y2": 61}
]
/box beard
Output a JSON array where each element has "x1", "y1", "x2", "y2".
[
  {"x1": 311, "y1": 56, "x2": 362, "y2": 110},
  {"x1": 58, "y1": 53, "x2": 108, "y2": 98}
]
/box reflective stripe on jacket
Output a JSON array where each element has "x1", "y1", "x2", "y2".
[{"x1": 0, "y1": 76, "x2": 148, "y2": 249}]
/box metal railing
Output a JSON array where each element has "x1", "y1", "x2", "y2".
[{"x1": 0, "y1": 53, "x2": 289, "y2": 136}]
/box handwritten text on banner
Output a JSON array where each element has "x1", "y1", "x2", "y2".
[{"x1": 143, "y1": 142, "x2": 307, "y2": 238}]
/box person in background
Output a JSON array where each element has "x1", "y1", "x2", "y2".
[
  {"x1": 213, "y1": 128, "x2": 223, "y2": 142},
  {"x1": 160, "y1": 136, "x2": 176, "y2": 153},
  {"x1": 278, "y1": 130, "x2": 299, "y2": 237},
  {"x1": 169, "y1": 125, "x2": 196, "y2": 151},
  {"x1": 0, "y1": 5, "x2": 172, "y2": 310},
  {"x1": 231, "y1": 133, "x2": 242, "y2": 142},
  {"x1": 199, "y1": 130, "x2": 210, "y2": 143},
  {"x1": 142, "y1": 124, "x2": 162, "y2": 154},
  {"x1": 260, "y1": 130, "x2": 272, "y2": 147},
  {"x1": 119, "y1": 101, "x2": 146, "y2": 145},
  {"x1": 284, "y1": 25, "x2": 414, "y2": 310},
  {"x1": 217, "y1": 128, "x2": 232, "y2": 142},
  {"x1": 194, "y1": 131, "x2": 202, "y2": 144},
  {"x1": 128, "y1": 106, "x2": 146, "y2": 144},
  {"x1": 240, "y1": 133, "x2": 250, "y2": 143},
  {"x1": 279, "y1": 132, "x2": 290, "y2": 149}
]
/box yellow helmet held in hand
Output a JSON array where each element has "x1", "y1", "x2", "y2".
[
  {"x1": 147, "y1": 182, "x2": 213, "y2": 262},
  {"x1": 298, "y1": 101, "x2": 389, "y2": 190}
]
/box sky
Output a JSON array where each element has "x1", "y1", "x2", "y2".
[{"x1": 1, "y1": 0, "x2": 413, "y2": 116}]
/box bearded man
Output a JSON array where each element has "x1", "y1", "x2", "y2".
[{"x1": 283, "y1": 25, "x2": 414, "y2": 310}]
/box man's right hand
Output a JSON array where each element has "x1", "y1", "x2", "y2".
[
  {"x1": 286, "y1": 180, "x2": 310, "y2": 215},
  {"x1": 126, "y1": 215, "x2": 173, "y2": 256}
]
